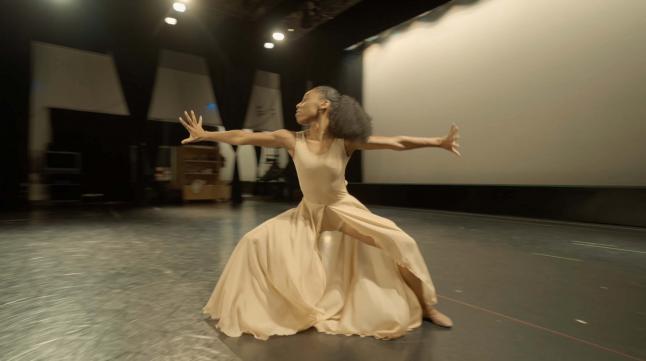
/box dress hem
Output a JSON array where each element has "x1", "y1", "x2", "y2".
[{"x1": 202, "y1": 309, "x2": 424, "y2": 341}]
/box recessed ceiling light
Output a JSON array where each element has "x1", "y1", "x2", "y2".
[
  {"x1": 172, "y1": 2, "x2": 187, "y2": 12},
  {"x1": 264, "y1": 42, "x2": 275, "y2": 49},
  {"x1": 272, "y1": 32, "x2": 285, "y2": 41},
  {"x1": 287, "y1": 28, "x2": 295, "y2": 32},
  {"x1": 165, "y1": 17, "x2": 178, "y2": 25}
]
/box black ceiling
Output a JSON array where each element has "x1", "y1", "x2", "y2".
[
  {"x1": 182, "y1": 0, "x2": 364, "y2": 34},
  {"x1": 10, "y1": 0, "x2": 451, "y2": 57}
]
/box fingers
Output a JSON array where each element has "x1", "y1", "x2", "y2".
[
  {"x1": 184, "y1": 111, "x2": 193, "y2": 126},
  {"x1": 182, "y1": 110, "x2": 203, "y2": 126},
  {"x1": 180, "y1": 110, "x2": 203, "y2": 144},
  {"x1": 450, "y1": 123, "x2": 460, "y2": 141},
  {"x1": 179, "y1": 117, "x2": 191, "y2": 131},
  {"x1": 444, "y1": 125, "x2": 462, "y2": 158}
]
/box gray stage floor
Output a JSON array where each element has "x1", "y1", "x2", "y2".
[{"x1": 1, "y1": 200, "x2": 644, "y2": 361}]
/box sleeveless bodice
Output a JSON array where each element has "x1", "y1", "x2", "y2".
[{"x1": 292, "y1": 130, "x2": 350, "y2": 205}]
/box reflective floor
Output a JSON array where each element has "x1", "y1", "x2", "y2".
[{"x1": 1, "y1": 200, "x2": 645, "y2": 361}]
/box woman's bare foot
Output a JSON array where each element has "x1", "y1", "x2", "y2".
[{"x1": 423, "y1": 307, "x2": 453, "y2": 328}]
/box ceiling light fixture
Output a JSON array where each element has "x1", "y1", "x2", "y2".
[{"x1": 172, "y1": 2, "x2": 187, "y2": 12}]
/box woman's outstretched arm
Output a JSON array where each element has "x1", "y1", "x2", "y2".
[
  {"x1": 178, "y1": 110, "x2": 294, "y2": 149},
  {"x1": 350, "y1": 124, "x2": 461, "y2": 157}
]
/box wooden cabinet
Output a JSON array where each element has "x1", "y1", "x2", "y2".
[{"x1": 172, "y1": 145, "x2": 229, "y2": 202}]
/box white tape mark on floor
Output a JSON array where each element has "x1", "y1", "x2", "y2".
[
  {"x1": 531, "y1": 253, "x2": 583, "y2": 262},
  {"x1": 571, "y1": 242, "x2": 646, "y2": 255}
]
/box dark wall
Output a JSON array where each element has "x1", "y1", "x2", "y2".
[
  {"x1": 49, "y1": 109, "x2": 137, "y2": 202},
  {"x1": 1, "y1": 3, "x2": 31, "y2": 210}
]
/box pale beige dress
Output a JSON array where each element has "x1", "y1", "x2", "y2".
[{"x1": 202, "y1": 130, "x2": 438, "y2": 340}]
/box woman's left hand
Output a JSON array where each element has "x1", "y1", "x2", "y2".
[
  {"x1": 439, "y1": 123, "x2": 461, "y2": 157},
  {"x1": 179, "y1": 110, "x2": 206, "y2": 144}
]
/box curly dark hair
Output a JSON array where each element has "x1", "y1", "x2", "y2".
[{"x1": 313, "y1": 86, "x2": 372, "y2": 142}]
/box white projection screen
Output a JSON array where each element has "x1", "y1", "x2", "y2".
[
  {"x1": 149, "y1": 49, "x2": 222, "y2": 126},
  {"x1": 362, "y1": 0, "x2": 646, "y2": 187},
  {"x1": 30, "y1": 41, "x2": 130, "y2": 155}
]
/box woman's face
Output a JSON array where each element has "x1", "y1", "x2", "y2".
[{"x1": 295, "y1": 90, "x2": 325, "y2": 124}]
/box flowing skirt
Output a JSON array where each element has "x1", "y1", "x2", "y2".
[{"x1": 202, "y1": 194, "x2": 438, "y2": 340}]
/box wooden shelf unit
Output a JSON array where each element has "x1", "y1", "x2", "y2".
[{"x1": 173, "y1": 145, "x2": 230, "y2": 202}]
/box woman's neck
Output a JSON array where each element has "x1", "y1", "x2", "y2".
[{"x1": 307, "y1": 114, "x2": 332, "y2": 141}]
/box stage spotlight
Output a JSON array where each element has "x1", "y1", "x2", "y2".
[
  {"x1": 173, "y1": 2, "x2": 187, "y2": 12},
  {"x1": 272, "y1": 32, "x2": 285, "y2": 41},
  {"x1": 264, "y1": 42, "x2": 275, "y2": 49},
  {"x1": 165, "y1": 17, "x2": 178, "y2": 25}
]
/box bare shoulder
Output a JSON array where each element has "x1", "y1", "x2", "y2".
[
  {"x1": 271, "y1": 129, "x2": 297, "y2": 153},
  {"x1": 272, "y1": 129, "x2": 296, "y2": 144}
]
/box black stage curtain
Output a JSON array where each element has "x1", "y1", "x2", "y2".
[
  {"x1": 206, "y1": 36, "x2": 257, "y2": 204},
  {"x1": 111, "y1": 43, "x2": 159, "y2": 205},
  {"x1": 280, "y1": 68, "x2": 307, "y2": 132},
  {"x1": 0, "y1": 3, "x2": 30, "y2": 209}
]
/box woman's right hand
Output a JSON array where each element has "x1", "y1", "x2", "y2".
[
  {"x1": 439, "y1": 123, "x2": 461, "y2": 157},
  {"x1": 179, "y1": 110, "x2": 207, "y2": 144}
]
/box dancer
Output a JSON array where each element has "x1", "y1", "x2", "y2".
[{"x1": 179, "y1": 86, "x2": 461, "y2": 340}]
